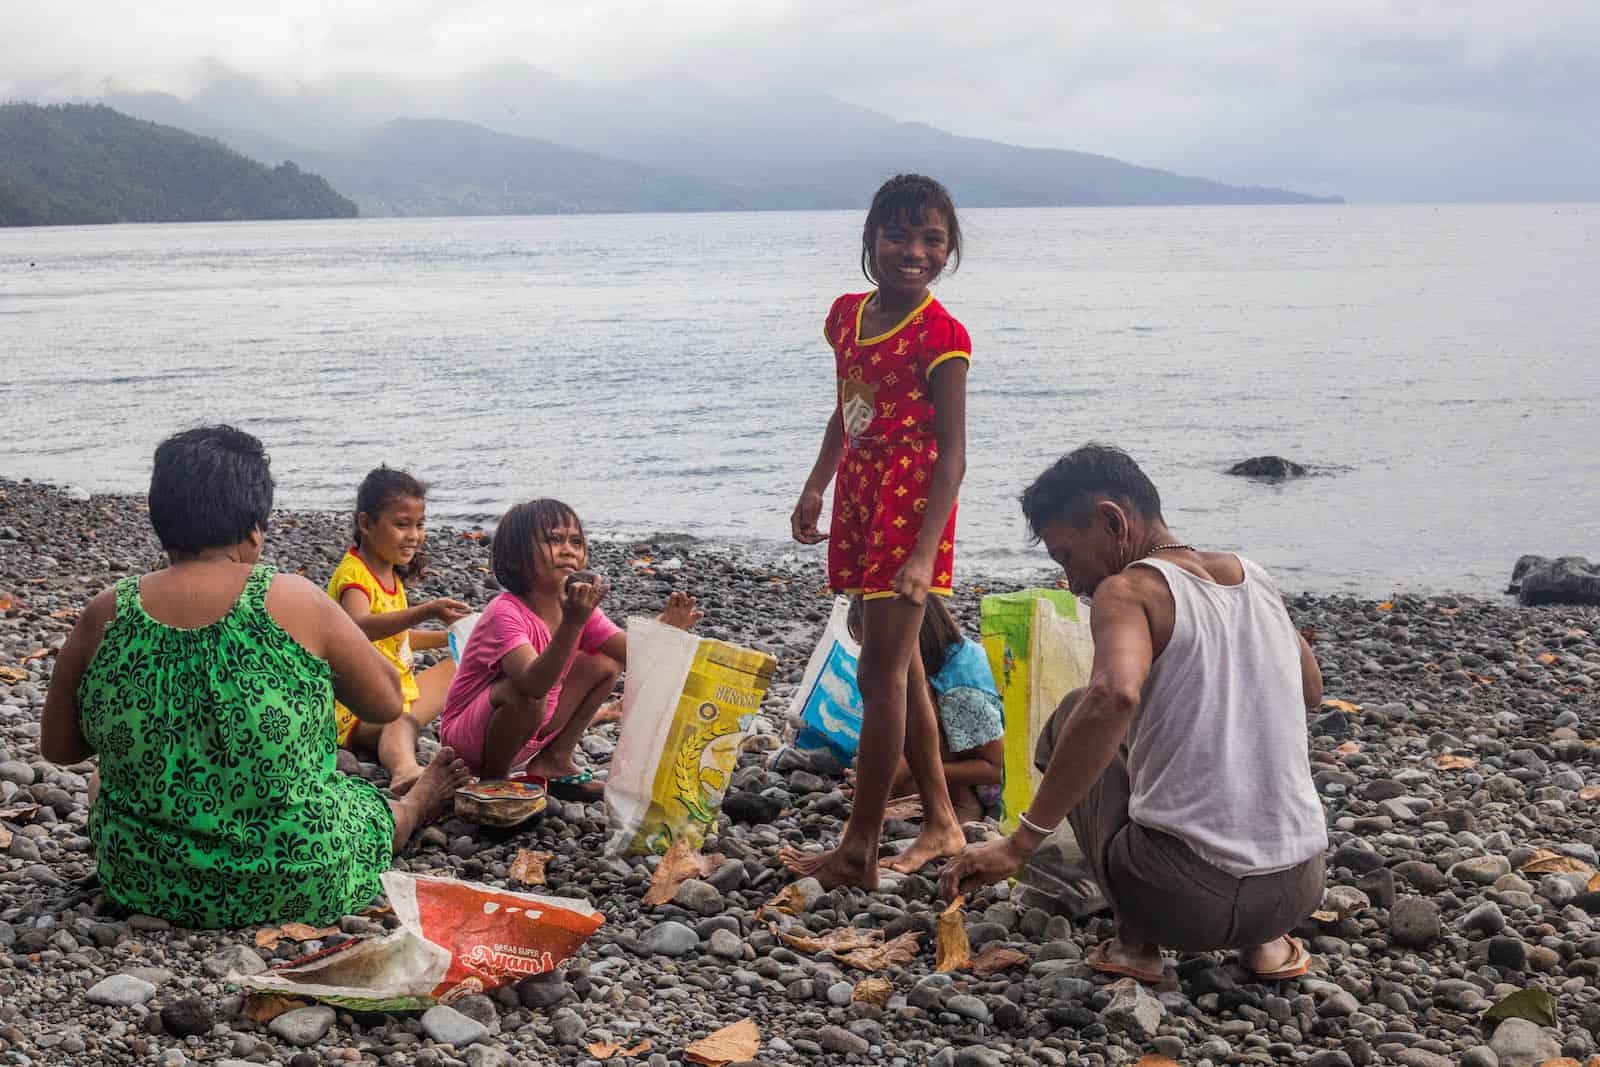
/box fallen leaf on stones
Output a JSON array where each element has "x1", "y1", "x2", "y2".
[
  {"x1": 508, "y1": 848, "x2": 554, "y2": 887},
  {"x1": 840, "y1": 931, "x2": 923, "y2": 972},
  {"x1": 1538, "y1": 1059, "x2": 1582, "y2": 1067},
  {"x1": 1437, "y1": 605, "x2": 1463, "y2": 616},
  {"x1": 460, "y1": 530, "x2": 486, "y2": 541},
  {"x1": 1436, "y1": 754, "x2": 1477, "y2": 771},
  {"x1": 757, "y1": 883, "x2": 809, "y2": 920},
  {"x1": 1335, "y1": 741, "x2": 1361, "y2": 755},
  {"x1": 0, "y1": 804, "x2": 40, "y2": 822},
  {"x1": 780, "y1": 927, "x2": 882, "y2": 956},
  {"x1": 21, "y1": 646, "x2": 58, "y2": 663},
  {"x1": 884, "y1": 796, "x2": 923, "y2": 822},
  {"x1": 49, "y1": 608, "x2": 78, "y2": 620},
  {"x1": 589, "y1": 1039, "x2": 653, "y2": 1060},
  {"x1": 684, "y1": 1018, "x2": 760, "y2": 1066},
  {"x1": 1569, "y1": 628, "x2": 1591, "y2": 638},
  {"x1": 851, "y1": 976, "x2": 893, "y2": 1007},
  {"x1": 0, "y1": 826, "x2": 11, "y2": 848},
  {"x1": 936, "y1": 895, "x2": 971, "y2": 972},
  {"x1": 1321, "y1": 699, "x2": 1362, "y2": 714},
  {"x1": 1310, "y1": 910, "x2": 1340, "y2": 923},
  {"x1": 1136, "y1": 1057, "x2": 1182, "y2": 1067},
  {"x1": 254, "y1": 922, "x2": 339, "y2": 950},
  {"x1": 1377, "y1": 601, "x2": 1393, "y2": 611},
  {"x1": 1483, "y1": 987, "x2": 1557, "y2": 1026},
  {"x1": 0, "y1": 667, "x2": 27, "y2": 683},
  {"x1": 971, "y1": 944, "x2": 1030, "y2": 976},
  {"x1": 1537, "y1": 653, "x2": 1558, "y2": 665},
  {"x1": 241, "y1": 993, "x2": 309, "y2": 1023},
  {"x1": 642, "y1": 839, "x2": 721, "y2": 906},
  {"x1": 1519, "y1": 849, "x2": 1594, "y2": 876}
]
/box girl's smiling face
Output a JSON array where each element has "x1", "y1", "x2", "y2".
[
  {"x1": 873, "y1": 208, "x2": 950, "y2": 301},
  {"x1": 359, "y1": 495, "x2": 426, "y2": 569},
  {"x1": 537, "y1": 520, "x2": 588, "y2": 585}
]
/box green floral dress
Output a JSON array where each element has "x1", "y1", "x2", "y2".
[{"x1": 79, "y1": 564, "x2": 394, "y2": 927}]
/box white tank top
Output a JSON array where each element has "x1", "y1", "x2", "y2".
[{"x1": 1124, "y1": 556, "x2": 1328, "y2": 877}]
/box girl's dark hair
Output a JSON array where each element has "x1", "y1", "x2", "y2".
[
  {"x1": 352, "y1": 466, "x2": 430, "y2": 581},
  {"x1": 845, "y1": 594, "x2": 965, "y2": 680},
  {"x1": 492, "y1": 498, "x2": 585, "y2": 596},
  {"x1": 861, "y1": 174, "x2": 962, "y2": 286},
  {"x1": 148, "y1": 425, "x2": 274, "y2": 554}
]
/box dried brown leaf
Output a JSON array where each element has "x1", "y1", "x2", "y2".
[
  {"x1": 0, "y1": 667, "x2": 27, "y2": 684},
  {"x1": 851, "y1": 976, "x2": 893, "y2": 1007},
  {"x1": 1537, "y1": 653, "x2": 1559, "y2": 666},
  {"x1": 1436, "y1": 754, "x2": 1478, "y2": 771},
  {"x1": 1538, "y1": 1059, "x2": 1582, "y2": 1067},
  {"x1": 840, "y1": 931, "x2": 923, "y2": 972},
  {"x1": 1589, "y1": 873, "x2": 1600, "y2": 893},
  {"x1": 21, "y1": 646, "x2": 57, "y2": 663},
  {"x1": 1335, "y1": 741, "x2": 1361, "y2": 755},
  {"x1": 254, "y1": 922, "x2": 339, "y2": 951},
  {"x1": 642, "y1": 839, "x2": 722, "y2": 906},
  {"x1": 1519, "y1": 849, "x2": 1594, "y2": 876},
  {"x1": 1321, "y1": 699, "x2": 1362, "y2": 714},
  {"x1": 0, "y1": 825, "x2": 11, "y2": 849},
  {"x1": 0, "y1": 804, "x2": 40, "y2": 822},
  {"x1": 1376, "y1": 601, "x2": 1393, "y2": 611},
  {"x1": 1310, "y1": 910, "x2": 1340, "y2": 923},
  {"x1": 780, "y1": 927, "x2": 882, "y2": 956},
  {"x1": 935, "y1": 895, "x2": 971, "y2": 973},
  {"x1": 1437, "y1": 605, "x2": 1464, "y2": 616},
  {"x1": 756, "y1": 883, "x2": 809, "y2": 921},
  {"x1": 971, "y1": 944, "x2": 1030, "y2": 976},
  {"x1": 883, "y1": 796, "x2": 923, "y2": 822},
  {"x1": 1136, "y1": 1057, "x2": 1182, "y2": 1067},
  {"x1": 684, "y1": 1018, "x2": 760, "y2": 1067},
  {"x1": 241, "y1": 993, "x2": 308, "y2": 1023},
  {"x1": 508, "y1": 849, "x2": 554, "y2": 887}
]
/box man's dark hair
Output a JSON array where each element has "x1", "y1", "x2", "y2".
[
  {"x1": 148, "y1": 425, "x2": 275, "y2": 553},
  {"x1": 492, "y1": 498, "x2": 584, "y2": 596},
  {"x1": 1020, "y1": 444, "x2": 1163, "y2": 539}
]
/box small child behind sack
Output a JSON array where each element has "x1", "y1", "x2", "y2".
[{"x1": 328, "y1": 468, "x2": 470, "y2": 794}]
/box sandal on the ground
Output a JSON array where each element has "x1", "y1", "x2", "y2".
[
  {"x1": 1086, "y1": 939, "x2": 1167, "y2": 984},
  {"x1": 1245, "y1": 935, "x2": 1312, "y2": 980},
  {"x1": 547, "y1": 767, "x2": 605, "y2": 801}
]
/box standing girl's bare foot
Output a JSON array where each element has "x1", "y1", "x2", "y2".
[
  {"x1": 779, "y1": 844, "x2": 880, "y2": 891},
  {"x1": 880, "y1": 822, "x2": 967, "y2": 874}
]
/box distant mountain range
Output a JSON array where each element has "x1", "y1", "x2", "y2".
[
  {"x1": 87, "y1": 64, "x2": 1341, "y2": 217},
  {"x1": 0, "y1": 103, "x2": 356, "y2": 226}
]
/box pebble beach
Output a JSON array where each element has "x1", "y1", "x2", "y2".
[{"x1": 2, "y1": 475, "x2": 1599, "y2": 1067}]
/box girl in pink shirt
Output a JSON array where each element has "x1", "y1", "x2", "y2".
[{"x1": 440, "y1": 499, "x2": 699, "y2": 799}]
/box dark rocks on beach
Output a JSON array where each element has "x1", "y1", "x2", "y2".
[
  {"x1": 1510, "y1": 554, "x2": 1600, "y2": 605},
  {"x1": 1227, "y1": 455, "x2": 1309, "y2": 479}
]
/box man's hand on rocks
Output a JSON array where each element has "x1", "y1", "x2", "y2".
[{"x1": 940, "y1": 835, "x2": 1031, "y2": 902}]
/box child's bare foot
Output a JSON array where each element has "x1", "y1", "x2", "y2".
[
  {"x1": 590, "y1": 699, "x2": 624, "y2": 726},
  {"x1": 779, "y1": 844, "x2": 880, "y2": 891},
  {"x1": 880, "y1": 823, "x2": 966, "y2": 874},
  {"x1": 390, "y1": 747, "x2": 472, "y2": 849}
]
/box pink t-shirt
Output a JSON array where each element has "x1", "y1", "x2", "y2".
[{"x1": 440, "y1": 592, "x2": 621, "y2": 771}]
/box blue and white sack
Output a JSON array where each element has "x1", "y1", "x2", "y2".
[{"x1": 786, "y1": 597, "x2": 864, "y2": 760}]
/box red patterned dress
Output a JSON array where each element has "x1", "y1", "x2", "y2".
[{"x1": 824, "y1": 291, "x2": 971, "y2": 600}]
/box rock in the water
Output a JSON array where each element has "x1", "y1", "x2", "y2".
[
  {"x1": 1389, "y1": 897, "x2": 1441, "y2": 946},
  {"x1": 1227, "y1": 455, "x2": 1308, "y2": 479},
  {"x1": 268, "y1": 1006, "x2": 336, "y2": 1047},
  {"x1": 1511, "y1": 554, "x2": 1600, "y2": 604},
  {"x1": 421, "y1": 1004, "x2": 490, "y2": 1048},
  {"x1": 1101, "y1": 979, "x2": 1164, "y2": 1039},
  {"x1": 86, "y1": 974, "x2": 157, "y2": 1007}
]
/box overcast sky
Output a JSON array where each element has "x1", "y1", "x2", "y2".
[{"x1": 5, "y1": 0, "x2": 1598, "y2": 201}]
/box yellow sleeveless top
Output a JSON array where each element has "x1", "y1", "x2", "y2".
[{"x1": 327, "y1": 549, "x2": 419, "y2": 741}]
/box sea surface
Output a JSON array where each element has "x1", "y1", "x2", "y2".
[{"x1": 2, "y1": 205, "x2": 1597, "y2": 596}]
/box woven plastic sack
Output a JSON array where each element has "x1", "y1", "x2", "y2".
[
  {"x1": 605, "y1": 618, "x2": 776, "y2": 856},
  {"x1": 232, "y1": 871, "x2": 603, "y2": 1011},
  {"x1": 979, "y1": 589, "x2": 1094, "y2": 832},
  {"x1": 786, "y1": 597, "x2": 864, "y2": 759}
]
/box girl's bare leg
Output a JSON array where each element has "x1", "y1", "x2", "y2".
[
  {"x1": 881, "y1": 645, "x2": 965, "y2": 872},
  {"x1": 521, "y1": 653, "x2": 621, "y2": 781},
  {"x1": 387, "y1": 746, "x2": 472, "y2": 851},
  {"x1": 380, "y1": 660, "x2": 455, "y2": 796},
  {"x1": 781, "y1": 596, "x2": 931, "y2": 889}
]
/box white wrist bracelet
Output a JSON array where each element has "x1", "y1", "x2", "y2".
[{"x1": 1017, "y1": 812, "x2": 1056, "y2": 836}]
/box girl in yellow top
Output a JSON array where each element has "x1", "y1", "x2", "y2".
[{"x1": 328, "y1": 467, "x2": 470, "y2": 794}]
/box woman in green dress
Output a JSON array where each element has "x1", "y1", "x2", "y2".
[{"x1": 41, "y1": 426, "x2": 471, "y2": 928}]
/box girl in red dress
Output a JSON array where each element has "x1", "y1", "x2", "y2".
[{"x1": 783, "y1": 174, "x2": 972, "y2": 889}]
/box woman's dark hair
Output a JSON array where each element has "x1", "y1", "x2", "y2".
[
  {"x1": 845, "y1": 593, "x2": 965, "y2": 680},
  {"x1": 1020, "y1": 443, "x2": 1164, "y2": 540},
  {"x1": 352, "y1": 466, "x2": 430, "y2": 581},
  {"x1": 148, "y1": 425, "x2": 274, "y2": 554},
  {"x1": 492, "y1": 498, "x2": 585, "y2": 596},
  {"x1": 861, "y1": 174, "x2": 963, "y2": 286}
]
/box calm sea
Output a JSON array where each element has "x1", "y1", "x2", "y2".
[{"x1": 2, "y1": 205, "x2": 1597, "y2": 596}]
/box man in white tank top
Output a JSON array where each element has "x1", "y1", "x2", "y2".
[{"x1": 943, "y1": 445, "x2": 1328, "y2": 983}]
